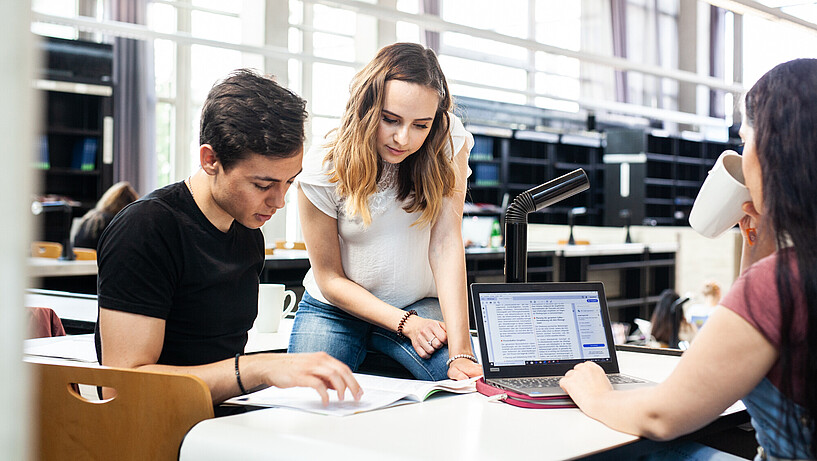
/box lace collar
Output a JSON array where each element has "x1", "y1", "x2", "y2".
[{"x1": 378, "y1": 161, "x2": 399, "y2": 192}]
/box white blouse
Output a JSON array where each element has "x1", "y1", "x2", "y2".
[{"x1": 298, "y1": 113, "x2": 474, "y2": 309}]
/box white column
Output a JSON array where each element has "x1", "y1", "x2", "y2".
[
  {"x1": 678, "y1": 0, "x2": 698, "y2": 127},
  {"x1": 526, "y1": 0, "x2": 536, "y2": 106},
  {"x1": 0, "y1": 1, "x2": 34, "y2": 459},
  {"x1": 261, "y1": 0, "x2": 291, "y2": 244},
  {"x1": 731, "y1": 12, "x2": 743, "y2": 124},
  {"x1": 264, "y1": 0, "x2": 289, "y2": 85},
  {"x1": 173, "y1": 0, "x2": 193, "y2": 182},
  {"x1": 376, "y1": 0, "x2": 397, "y2": 49}
]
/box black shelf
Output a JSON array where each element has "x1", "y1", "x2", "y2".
[
  {"x1": 458, "y1": 98, "x2": 738, "y2": 229},
  {"x1": 44, "y1": 168, "x2": 102, "y2": 176},
  {"x1": 604, "y1": 128, "x2": 739, "y2": 227},
  {"x1": 458, "y1": 97, "x2": 603, "y2": 226},
  {"x1": 34, "y1": 36, "x2": 114, "y2": 244},
  {"x1": 508, "y1": 157, "x2": 546, "y2": 165},
  {"x1": 46, "y1": 127, "x2": 104, "y2": 137}
]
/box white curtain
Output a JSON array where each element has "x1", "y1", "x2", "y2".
[
  {"x1": 580, "y1": 0, "x2": 680, "y2": 124},
  {"x1": 108, "y1": 0, "x2": 156, "y2": 195},
  {"x1": 580, "y1": 0, "x2": 616, "y2": 103},
  {"x1": 709, "y1": 5, "x2": 726, "y2": 118}
]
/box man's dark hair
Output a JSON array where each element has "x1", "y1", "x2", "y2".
[{"x1": 199, "y1": 69, "x2": 307, "y2": 170}]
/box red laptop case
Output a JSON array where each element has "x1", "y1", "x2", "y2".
[{"x1": 476, "y1": 378, "x2": 577, "y2": 409}]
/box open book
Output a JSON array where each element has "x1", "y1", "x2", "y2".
[{"x1": 225, "y1": 373, "x2": 480, "y2": 416}]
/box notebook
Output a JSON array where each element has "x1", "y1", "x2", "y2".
[{"x1": 471, "y1": 281, "x2": 654, "y2": 397}]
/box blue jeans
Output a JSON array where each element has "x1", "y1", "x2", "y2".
[
  {"x1": 590, "y1": 441, "x2": 749, "y2": 461},
  {"x1": 638, "y1": 442, "x2": 748, "y2": 460},
  {"x1": 288, "y1": 291, "x2": 450, "y2": 381}
]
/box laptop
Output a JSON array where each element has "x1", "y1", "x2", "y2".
[{"x1": 471, "y1": 281, "x2": 654, "y2": 397}]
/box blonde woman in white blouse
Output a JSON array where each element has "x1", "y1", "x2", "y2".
[{"x1": 289, "y1": 43, "x2": 482, "y2": 381}]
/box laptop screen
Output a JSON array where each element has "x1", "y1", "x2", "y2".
[{"x1": 471, "y1": 282, "x2": 621, "y2": 378}]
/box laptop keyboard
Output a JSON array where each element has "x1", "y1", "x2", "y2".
[
  {"x1": 607, "y1": 374, "x2": 647, "y2": 384},
  {"x1": 495, "y1": 377, "x2": 563, "y2": 388},
  {"x1": 495, "y1": 374, "x2": 646, "y2": 389}
]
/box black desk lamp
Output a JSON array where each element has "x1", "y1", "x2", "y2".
[
  {"x1": 567, "y1": 207, "x2": 587, "y2": 245},
  {"x1": 619, "y1": 209, "x2": 632, "y2": 243},
  {"x1": 505, "y1": 169, "x2": 590, "y2": 283},
  {"x1": 31, "y1": 200, "x2": 75, "y2": 261}
]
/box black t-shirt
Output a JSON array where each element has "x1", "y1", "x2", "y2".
[{"x1": 95, "y1": 181, "x2": 264, "y2": 366}]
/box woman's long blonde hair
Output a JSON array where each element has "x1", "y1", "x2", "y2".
[{"x1": 324, "y1": 42, "x2": 457, "y2": 227}]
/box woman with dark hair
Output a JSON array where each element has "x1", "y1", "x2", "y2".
[
  {"x1": 649, "y1": 289, "x2": 696, "y2": 348},
  {"x1": 72, "y1": 181, "x2": 139, "y2": 249},
  {"x1": 560, "y1": 58, "x2": 817, "y2": 459},
  {"x1": 289, "y1": 43, "x2": 482, "y2": 381}
]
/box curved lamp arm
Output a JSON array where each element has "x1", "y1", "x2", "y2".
[{"x1": 504, "y1": 169, "x2": 589, "y2": 283}]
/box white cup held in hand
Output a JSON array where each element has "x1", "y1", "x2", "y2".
[
  {"x1": 689, "y1": 150, "x2": 752, "y2": 238},
  {"x1": 255, "y1": 284, "x2": 296, "y2": 333}
]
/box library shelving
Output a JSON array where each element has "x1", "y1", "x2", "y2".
[
  {"x1": 603, "y1": 127, "x2": 740, "y2": 227},
  {"x1": 34, "y1": 36, "x2": 114, "y2": 244},
  {"x1": 466, "y1": 125, "x2": 605, "y2": 226}
]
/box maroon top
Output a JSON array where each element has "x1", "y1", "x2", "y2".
[
  {"x1": 27, "y1": 307, "x2": 66, "y2": 339},
  {"x1": 721, "y1": 248, "x2": 808, "y2": 405}
]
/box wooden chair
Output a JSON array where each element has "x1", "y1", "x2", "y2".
[
  {"x1": 72, "y1": 247, "x2": 97, "y2": 260},
  {"x1": 31, "y1": 241, "x2": 63, "y2": 258},
  {"x1": 275, "y1": 240, "x2": 306, "y2": 250},
  {"x1": 31, "y1": 362, "x2": 214, "y2": 461}
]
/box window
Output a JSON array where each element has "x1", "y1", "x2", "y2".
[{"x1": 35, "y1": 0, "x2": 816, "y2": 239}]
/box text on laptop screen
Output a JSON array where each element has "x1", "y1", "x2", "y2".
[{"x1": 478, "y1": 291, "x2": 610, "y2": 367}]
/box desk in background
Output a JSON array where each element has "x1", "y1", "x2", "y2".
[
  {"x1": 28, "y1": 244, "x2": 677, "y2": 327},
  {"x1": 28, "y1": 258, "x2": 98, "y2": 277},
  {"x1": 28, "y1": 258, "x2": 99, "y2": 294},
  {"x1": 466, "y1": 243, "x2": 677, "y2": 326},
  {"x1": 22, "y1": 319, "x2": 294, "y2": 365},
  {"x1": 264, "y1": 244, "x2": 679, "y2": 328},
  {"x1": 25, "y1": 289, "x2": 97, "y2": 334}
]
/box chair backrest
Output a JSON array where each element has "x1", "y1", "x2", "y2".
[
  {"x1": 72, "y1": 247, "x2": 97, "y2": 260},
  {"x1": 31, "y1": 241, "x2": 63, "y2": 259},
  {"x1": 31, "y1": 362, "x2": 214, "y2": 461}
]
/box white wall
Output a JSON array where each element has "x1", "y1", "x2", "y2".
[{"x1": 0, "y1": 1, "x2": 35, "y2": 459}]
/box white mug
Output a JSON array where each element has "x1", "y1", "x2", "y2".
[
  {"x1": 255, "y1": 284, "x2": 296, "y2": 333},
  {"x1": 689, "y1": 150, "x2": 752, "y2": 239}
]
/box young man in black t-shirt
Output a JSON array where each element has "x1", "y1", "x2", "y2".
[{"x1": 96, "y1": 69, "x2": 361, "y2": 405}]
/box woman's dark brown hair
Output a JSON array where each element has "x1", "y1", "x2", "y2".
[{"x1": 745, "y1": 58, "x2": 817, "y2": 456}]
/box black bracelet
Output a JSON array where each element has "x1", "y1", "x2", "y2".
[
  {"x1": 396, "y1": 310, "x2": 417, "y2": 338},
  {"x1": 235, "y1": 353, "x2": 248, "y2": 395}
]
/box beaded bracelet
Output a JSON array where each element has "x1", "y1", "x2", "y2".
[
  {"x1": 396, "y1": 309, "x2": 418, "y2": 338},
  {"x1": 446, "y1": 354, "x2": 478, "y2": 367},
  {"x1": 235, "y1": 353, "x2": 248, "y2": 395}
]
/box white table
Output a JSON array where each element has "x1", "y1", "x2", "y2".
[
  {"x1": 28, "y1": 258, "x2": 98, "y2": 277},
  {"x1": 25, "y1": 289, "x2": 98, "y2": 324},
  {"x1": 22, "y1": 317, "x2": 294, "y2": 365},
  {"x1": 178, "y1": 351, "x2": 745, "y2": 461},
  {"x1": 24, "y1": 334, "x2": 98, "y2": 363}
]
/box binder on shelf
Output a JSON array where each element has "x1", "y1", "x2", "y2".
[
  {"x1": 474, "y1": 163, "x2": 499, "y2": 186},
  {"x1": 71, "y1": 137, "x2": 98, "y2": 171},
  {"x1": 81, "y1": 137, "x2": 97, "y2": 171},
  {"x1": 471, "y1": 135, "x2": 495, "y2": 161},
  {"x1": 35, "y1": 135, "x2": 50, "y2": 169}
]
